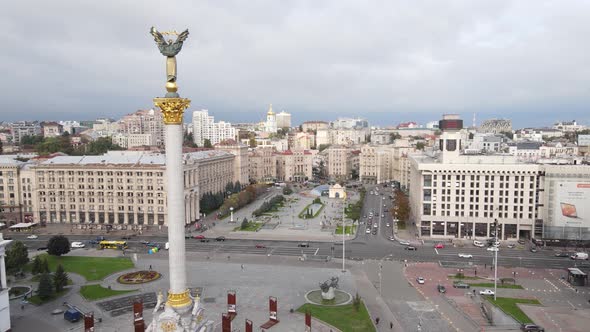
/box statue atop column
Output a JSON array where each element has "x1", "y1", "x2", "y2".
[{"x1": 150, "y1": 27, "x2": 189, "y2": 97}]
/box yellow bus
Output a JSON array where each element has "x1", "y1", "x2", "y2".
[{"x1": 99, "y1": 240, "x2": 128, "y2": 250}]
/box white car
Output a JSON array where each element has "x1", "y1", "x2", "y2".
[
  {"x1": 386, "y1": 223, "x2": 391, "y2": 227},
  {"x1": 399, "y1": 240, "x2": 410, "y2": 246},
  {"x1": 487, "y1": 246, "x2": 499, "y2": 252},
  {"x1": 366, "y1": 229, "x2": 371, "y2": 234},
  {"x1": 373, "y1": 224, "x2": 378, "y2": 228},
  {"x1": 416, "y1": 277, "x2": 425, "y2": 284},
  {"x1": 71, "y1": 241, "x2": 85, "y2": 248},
  {"x1": 389, "y1": 236, "x2": 395, "y2": 241},
  {"x1": 27, "y1": 235, "x2": 38, "y2": 239},
  {"x1": 458, "y1": 253, "x2": 473, "y2": 258},
  {"x1": 479, "y1": 289, "x2": 494, "y2": 295}
]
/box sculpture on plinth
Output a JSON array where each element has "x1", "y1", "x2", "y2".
[{"x1": 319, "y1": 277, "x2": 339, "y2": 300}]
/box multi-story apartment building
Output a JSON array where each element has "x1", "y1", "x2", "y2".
[
  {"x1": 248, "y1": 147, "x2": 277, "y2": 183},
  {"x1": 360, "y1": 141, "x2": 418, "y2": 186},
  {"x1": 316, "y1": 128, "x2": 369, "y2": 147},
  {"x1": 214, "y1": 140, "x2": 249, "y2": 186},
  {"x1": 192, "y1": 110, "x2": 236, "y2": 146},
  {"x1": 326, "y1": 146, "x2": 352, "y2": 181},
  {"x1": 553, "y1": 120, "x2": 587, "y2": 132},
  {"x1": 93, "y1": 118, "x2": 121, "y2": 136},
  {"x1": 9, "y1": 121, "x2": 41, "y2": 144},
  {"x1": 478, "y1": 119, "x2": 512, "y2": 134},
  {"x1": 301, "y1": 121, "x2": 329, "y2": 133},
  {"x1": 275, "y1": 150, "x2": 314, "y2": 182},
  {"x1": 275, "y1": 111, "x2": 292, "y2": 129},
  {"x1": 289, "y1": 132, "x2": 315, "y2": 150},
  {"x1": 120, "y1": 109, "x2": 165, "y2": 147},
  {"x1": 41, "y1": 122, "x2": 64, "y2": 138},
  {"x1": 0, "y1": 157, "x2": 24, "y2": 225},
  {"x1": 112, "y1": 133, "x2": 156, "y2": 149},
  {"x1": 409, "y1": 115, "x2": 590, "y2": 241},
  {"x1": 331, "y1": 117, "x2": 368, "y2": 129}
]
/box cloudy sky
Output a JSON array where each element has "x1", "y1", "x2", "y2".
[{"x1": 1, "y1": 0, "x2": 589, "y2": 128}]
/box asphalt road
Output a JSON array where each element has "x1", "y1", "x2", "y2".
[{"x1": 6, "y1": 185, "x2": 590, "y2": 271}]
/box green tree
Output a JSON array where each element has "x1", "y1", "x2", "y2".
[
  {"x1": 77, "y1": 137, "x2": 123, "y2": 155},
  {"x1": 31, "y1": 255, "x2": 43, "y2": 275},
  {"x1": 318, "y1": 144, "x2": 331, "y2": 152},
  {"x1": 353, "y1": 292, "x2": 361, "y2": 312},
  {"x1": 53, "y1": 264, "x2": 69, "y2": 292},
  {"x1": 47, "y1": 235, "x2": 70, "y2": 256},
  {"x1": 37, "y1": 272, "x2": 54, "y2": 300},
  {"x1": 248, "y1": 137, "x2": 257, "y2": 148},
  {"x1": 240, "y1": 218, "x2": 248, "y2": 230},
  {"x1": 35, "y1": 136, "x2": 73, "y2": 155},
  {"x1": 415, "y1": 142, "x2": 425, "y2": 150},
  {"x1": 5, "y1": 241, "x2": 29, "y2": 274},
  {"x1": 203, "y1": 139, "x2": 213, "y2": 148},
  {"x1": 183, "y1": 132, "x2": 198, "y2": 147},
  {"x1": 20, "y1": 135, "x2": 44, "y2": 146},
  {"x1": 41, "y1": 257, "x2": 50, "y2": 273},
  {"x1": 282, "y1": 186, "x2": 293, "y2": 195}
]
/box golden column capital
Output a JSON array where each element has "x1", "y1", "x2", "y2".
[
  {"x1": 166, "y1": 289, "x2": 192, "y2": 309},
  {"x1": 154, "y1": 97, "x2": 191, "y2": 125}
]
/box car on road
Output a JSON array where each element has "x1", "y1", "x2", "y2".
[
  {"x1": 363, "y1": 215, "x2": 366, "y2": 218},
  {"x1": 298, "y1": 242, "x2": 309, "y2": 247},
  {"x1": 453, "y1": 282, "x2": 470, "y2": 289},
  {"x1": 518, "y1": 239, "x2": 526, "y2": 245},
  {"x1": 386, "y1": 223, "x2": 390, "y2": 227},
  {"x1": 121, "y1": 236, "x2": 132, "y2": 240},
  {"x1": 507, "y1": 243, "x2": 516, "y2": 249},
  {"x1": 71, "y1": 241, "x2": 85, "y2": 248},
  {"x1": 458, "y1": 253, "x2": 473, "y2": 258},
  {"x1": 193, "y1": 235, "x2": 206, "y2": 240},
  {"x1": 26, "y1": 234, "x2": 38, "y2": 239},
  {"x1": 373, "y1": 224, "x2": 378, "y2": 228},
  {"x1": 530, "y1": 247, "x2": 537, "y2": 253},
  {"x1": 215, "y1": 236, "x2": 226, "y2": 242},
  {"x1": 487, "y1": 246, "x2": 499, "y2": 252},
  {"x1": 388, "y1": 236, "x2": 395, "y2": 241},
  {"x1": 554, "y1": 252, "x2": 570, "y2": 257},
  {"x1": 405, "y1": 246, "x2": 417, "y2": 251},
  {"x1": 381, "y1": 214, "x2": 385, "y2": 218},
  {"x1": 366, "y1": 229, "x2": 371, "y2": 234},
  {"x1": 416, "y1": 277, "x2": 425, "y2": 284},
  {"x1": 434, "y1": 243, "x2": 445, "y2": 249},
  {"x1": 200, "y1": 238, "x2": 210, "y2": 242},
  {"x1": 437, "y1": 285, "x2": 446, "y2": 293},
  {"x1": 37, "y1": 247, "x2": 48, "y2": 251},
  {"x1": 479, "y1": 289, "x2": 494, "y2": 295},
  {"x1": 141, "y1": 240, "x2": 150, "y2": 244},
  {"x1": 255, "y1": 244, "x2": 266, "y2": 249},
  {"x1": 399, "y1": 240, "x2": 410, "y2": 246},
  {"x1": 371, "y1": 230, "x2": 377, "y2": 235},
  {"x1": 520, "y1": 323, "x2": 545, "y2": 332},
  {"x1": 473, "y1": 240, "x2": 485, "y2": 247}
]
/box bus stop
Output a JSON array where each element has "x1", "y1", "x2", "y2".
[{"x1": 566, "y1": 267, "x2": 588, "y2": 286}]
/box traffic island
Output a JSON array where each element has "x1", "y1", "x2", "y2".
[{"x1": 117, "y1": 270, "x2": 161, "y2": 284}]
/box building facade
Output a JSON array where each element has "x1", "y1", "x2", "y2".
[
  {"x1": 264, "y1": 104, "x2": 277, "y2": 133},
  {"x1": 326, "y1": 146, "x2": 352, "y2": 181},
  {"x1": 120, "y1": 109, "x2": 165, "y2": 147},
  {"x1": 215, "y1": 140, "x2": 250, "y2": 186},
  {"x1": 248, "y1": 147, "x2": 277, "y2": 183},
  {"x1": 192, "y1": 110, "x2": 237, "y2": 146},
  {"x1": 0, "y1": 157, "x2": 24, "y2": 225},
  {"x1": 275, "y1": 111, "x2": 292, "y2": 129},
  {"x1": 10, "y1": 121, "x2": 41, "y2": 144},
  {"x1": 275, "y1": 150, "x2": 313, "y2": 182},
  {"x1": 41, "y1": 122, "x2": 64, "y2": 138}
]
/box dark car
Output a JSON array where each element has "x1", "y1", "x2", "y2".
[
  {"x1": 121, "y1": 236, "x2": 132, "y2": 240},
  {"x1": 405, "y1": 246, "x2": 417, "y2": 251},
  {"x1": 530, "y1": 246, "x2": 538, "y2": 253},
  {"x1": 37, "y1": 246, "x2": 48, "y2": 251},
  {"x1": 298, "y1": 242, "x2": 310, "y2": 247},
  {"x1": 555, "y1": 252, "x2": 570, "y2": 257},
  {"x1": 215, "y1": 236, "x2": 226, "y2": 242},
  {"x1": 520, "y1": 323, "x2": 544, "y2": 332},
  {"x1": 453, "y1": 282, "x2": 470, "y2": 289},
  {"x1": 255, "y1": 244, "x2": 266, "y2": 249},
  {"x1": 518, "y1": 238, "x2": 526, "y2": 245},
  {"x1": 437, "y1": 285, "x2": 446, "y2": 293},
  {"x1": 200, "y1": 238, "x2": 210, "y2": 242}
]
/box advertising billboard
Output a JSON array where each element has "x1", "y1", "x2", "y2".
[{"x1": 553, "y1": 182, "x2": 590, "y2": 227}]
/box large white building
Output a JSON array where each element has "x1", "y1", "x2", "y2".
[
  {"x1": 192, "y1": 110, "x2": 237, "y2": 146},
  {"x1": 120, "y1": 109, "x2": 165, "y2": 147},
  {"x1": 409, "y1": 115, "x2": 590, "y2": 241},
  {"x1": 275, "y1": 111, "x2": 292, "y2": 129}
]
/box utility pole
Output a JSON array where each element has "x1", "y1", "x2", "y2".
[
  {"x1": 342, "y1": 191, "x2": 346, "y2": 273},
  {"x1": 379, "y1": 263, "x2": 383, "y2": 296}
]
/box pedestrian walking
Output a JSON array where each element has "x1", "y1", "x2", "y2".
[
  {"x1": 149, "y1": 265, "x2": 152, "y2": 271},
  {"x1": 375, "y1": 317, "x2": 380, "y2": 325},
  {"x1": 390, "y1": 322, "x2": 393, "y2": 329},
  {"x1": 241, "y1": 264, "x2": 244, "y2": 271}
]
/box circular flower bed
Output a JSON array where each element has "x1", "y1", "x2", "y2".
[{"x1": 117, "y1": 270, "x2": 161, "y2": 284}]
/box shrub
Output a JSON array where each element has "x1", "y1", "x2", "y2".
[
  {"x1": 47, "y1": 235, "x2": 70, "y2": 256},
  {"x1": 37, "y1": 273, "x2": 54, "y2": 300}
]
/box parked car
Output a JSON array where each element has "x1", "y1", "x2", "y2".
[
  {"x1": 141, "y1": 240, "x2": 150, "y2": 244},
  {"x1": 26, "y1": 234, "x2": 38, "y2": 239},
  {"x1": 193, "y1": 235, "x2": 206, "y2": 240},
  {"x1": 487, "y1": 246, "x2": 499, "y2": 252},
  {"x1": 518, "y1": 238, "x2": 526, "y2": 245},
  {"x1": 215, "y1": 236, "x2": 226, "y2": 242},
  {"x1": 255, "y1": 244, "x2": 266, "y2": 249},
  {"x1": 200, "y1": 238, "x2": 210, "y2": 242},
  {"x1": 437, "y1": 285, "x2": 446, "y2": 293},
  {"x1": 405, "y1": 246, "x2": 417, "y2": 251},
  {"x1": 416, "y1": 277, "x2": 425, "y2": 284},
  {"x1": 298, "y1": 242, "x2": 309, "y2": 247},
  {"x1": 386, "y1": 223, "x2": 391, "y2": 227},
  {"x1": 507, "y1": 243, "x2": 516, "y2": 249},
  {"x1": 458, "y1": 253, "x2": 473, "y2": 258},
  {"x1": 121, "y1": 236, "x2": 132, "y2": 240},
  {"x1": 434, "y1": 243, "x2": 445, "y2": 249},
  {"x1": 479, "y1": 289, "x2": 495, "y2": 295},
  {"x1": 371, "y1": 230, "x2": 377, "y2": 235},
  {"x1": 365, "y1": 229, "x2": 371, "y2": 234},
  {"x1": 453, "y1": 282, "x2": 470, "y2": 289},
  {"x1": 473, "y1": 240, "x2": 485, "y2": 248},
  {"x1": 399, "y1": 240, "x2": 410, "y2": 246},
  {"x1": 520, "y1": 323, "x2": 545, "y2": 332},
  {"x1": 71, "y1": 241, "x2": 85, "y2": 248}
]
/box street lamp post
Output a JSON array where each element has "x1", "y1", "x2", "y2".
[
  {"x1": 230, "y1": 207, "x2": 234, "y2": 223},
  {"x1": 342, "y1": 193, "x2": 346, "y2": 272},
  {"x1": 379, "y1": 263, "x2": 383, "y2": 296}
]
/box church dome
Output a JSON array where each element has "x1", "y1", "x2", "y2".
[{"x1": 267, "y1": 104, "x2": 274, "y2": 115}]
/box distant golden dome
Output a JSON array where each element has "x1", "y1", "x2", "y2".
[{"x1": 267, "y1": 104, "x2": 274, "y2": 115}]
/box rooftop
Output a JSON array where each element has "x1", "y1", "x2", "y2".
[{"x1": 37, "y1": 150, "x2": 233, "y2": 166}]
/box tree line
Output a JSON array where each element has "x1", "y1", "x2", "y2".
[
  {"x1": 252, "y1": 195, "x2": 285, "y2": 217},
  {"x1": 20, "y1": 134, "x2": 123, "y2": 155}
]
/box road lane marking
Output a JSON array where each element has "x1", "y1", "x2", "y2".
[{"x1": 435, "y1": 248, "x2": 439, "y2": 255}]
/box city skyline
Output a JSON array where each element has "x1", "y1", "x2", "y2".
[{"x1": 2, "y1": 1, "x2": 590, "y2": 128}]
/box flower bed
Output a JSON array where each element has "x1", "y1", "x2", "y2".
[{"x1": 117, "y1": 270, "x2": 161, "y2": 284}]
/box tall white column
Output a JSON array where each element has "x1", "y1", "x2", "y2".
[{"x1": 166, "y1": 124, "x2": 187, "y2": 294}]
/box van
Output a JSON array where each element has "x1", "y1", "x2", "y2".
[
  {"x1": 570, "y1": 252, "x2": 589, "y2": 260},
  {"x1": 473, "y1": 240, "x2": 485, "y2": 248},
  {"x1": 165, "y1": 242, "x2": 169, "y2": 250}
]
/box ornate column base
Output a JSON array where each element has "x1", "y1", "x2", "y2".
[{"x1": 147, "y1": 294, "x2": 214, "y2": 332}]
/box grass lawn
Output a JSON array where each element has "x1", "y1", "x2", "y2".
[
  {"x1": 35, "y1": 254, "x2": 134, "y2": 281},
  {"x1": 297, "y1": 302, "x2": 375, "y2": 332},
  {"x1": 28, "y1": 289, "x2": 69, "y2": 305},
  {"x1": 80, "y1": 284, "x2": 137, "y2": 301},
  {"x1": 485, "y1": 296, "x2": 541, "y2": 323},
  {"x1": 469, "y1": 282, "x2": 523, "y2": 289},
  {"x1": 233, "y1": 222, "x2": 263, "y2": 232},
  {"x1": 449, "y1": 274, "x2": 483, "y2": 280},
  {"x1": 335, "y1": 225, "x2": 357, "y2": 235}
]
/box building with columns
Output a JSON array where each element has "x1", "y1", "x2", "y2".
[
  {"x1": 248, "y1": 147, "x2": 277, "y2": 183},
  {"x1": 0, "y1": 157, "x2": 25, "y2": 226},
  {"x1": 275, "y1": 149, "x2": 314, "y2": 182},
  {"x1": 215, "y1": 139, "x2": 249, "y2": 186},
  {"x1": 326, "y1": 145, "x2": 352, "y2": 181}
]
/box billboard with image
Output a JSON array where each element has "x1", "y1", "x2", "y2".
[{"x1": 553, "y1": 182, "x2": 590, "y2": 227}]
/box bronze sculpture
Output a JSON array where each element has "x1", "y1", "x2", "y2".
[{"x1": 149, "y1": 27, "x2": 189, "y2": 86}]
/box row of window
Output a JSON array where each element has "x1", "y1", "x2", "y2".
[
  {"x1": 39, "y1": 204, "x2": 165, "y2": 212},
  {"x1": 36, "y1": 171, "x2": 164, "y2": 177}
]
